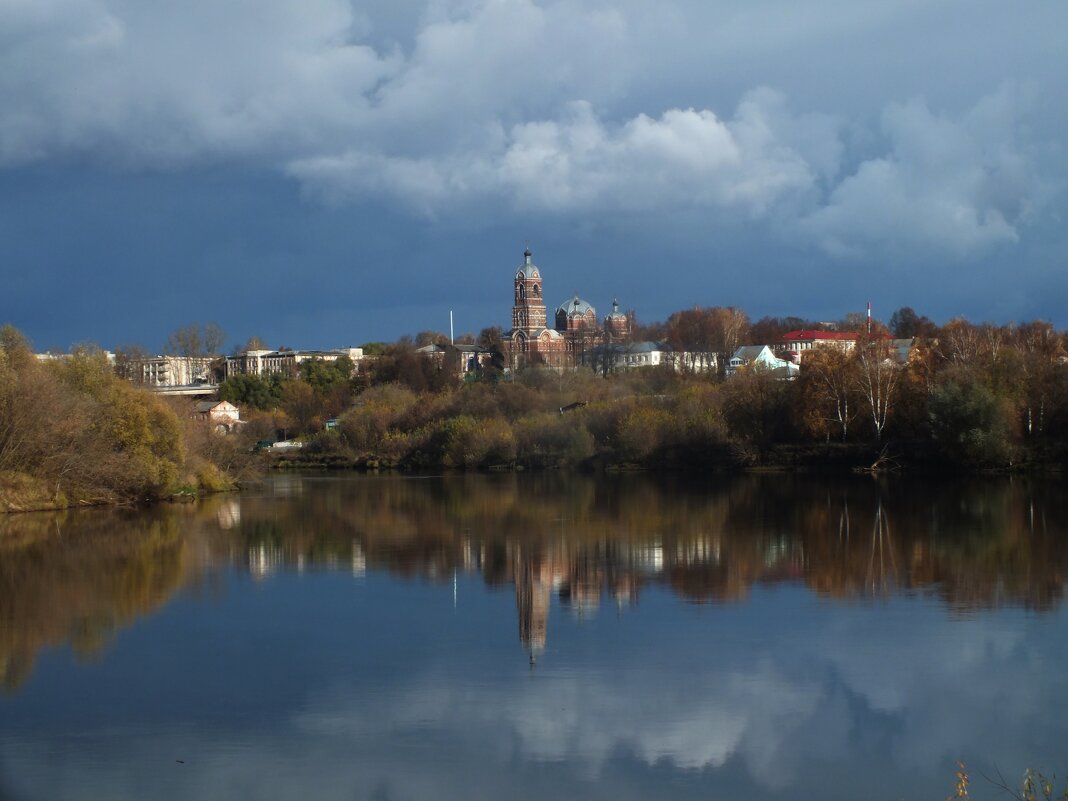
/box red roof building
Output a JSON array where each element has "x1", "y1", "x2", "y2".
[{"x1": 781, "y1": 330, "x2": 858, "y2": 361}]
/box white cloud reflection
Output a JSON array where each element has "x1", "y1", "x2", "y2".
[{"x1": 4, "y1": 602, "x2": 1057, "y2": 801}]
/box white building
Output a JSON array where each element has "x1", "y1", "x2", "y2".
[
  {"x1": 225, "y1": 348, "x2": 363, "y2": 378},
  {"x1": 727, "y1": 345, "x2": 799, "y2": 379},
  {"x1": 136, "y1": 355, "x2": 216, "y2": 387},
  {"x1": 582, "y1": 342, "x2": 718, "y2": 374},
  {"x1": 194, "y1": 400, "x2": 242, "y2": 432}
]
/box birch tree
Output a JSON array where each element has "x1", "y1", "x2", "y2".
[{"x1": 855, "y1": 338, "x2": 901, "y2": 442}]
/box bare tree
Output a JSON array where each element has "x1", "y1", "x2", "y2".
[
  {"x1": 938, "y1": 318, "x2": 982, "y2": 364},
  {"x1": 239, "y1": 335, "x2": 269, "y2": 352},
  {"x1": 203, "y1": 323, "x2": 226, "y2": 356},
  {"x1": 113, "y1": 344, "x2": 150, "y2": 384},
  {"x1": 164, "y1": 323, "x2": 226, "y2": 357}
]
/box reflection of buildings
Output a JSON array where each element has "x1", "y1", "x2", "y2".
[
  {"x1": 514, "y1": 548, "x2": 553, "y2": 663},
  {"x1": 17, "y1": 474, "x2": 1066, "y2": 692},
  {"x1": 248, "y1": 544, "x2": 286, "y2": 580},
  {"x1": 222, "y1": 475, "x2": 1068, "y2": 663}
]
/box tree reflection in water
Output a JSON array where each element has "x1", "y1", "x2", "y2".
[{"x1": 2, "y1": 473, "x2": 1066, "y2": 684}]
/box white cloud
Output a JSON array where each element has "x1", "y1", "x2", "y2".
[
  {"x1": 288, "y1": 90, "x2": 825, "y2": 219},
  {"x1": 0, "y1": 0, "x2": 399, "y2": 165},
  {"x1": 0, "y1": 0, "x2": 1057, "y2": 259},
  {"x1": 796, "y1": 85, "x2": 1046, "y2": 259}
]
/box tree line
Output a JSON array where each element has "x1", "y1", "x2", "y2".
[
  {"x1": 247, "y1": 307, "x2": 1068, "y2": 472},
  {"x1": 7, "y1": 303, "x2": 1068, "y2": 493},
  {"x1": 0, "y1": 325, "x2": 257, "y2": 511}
]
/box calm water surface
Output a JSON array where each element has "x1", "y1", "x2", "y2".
[{"x1": 1, "y1": 472, "x2": 1066, "y2": 800}]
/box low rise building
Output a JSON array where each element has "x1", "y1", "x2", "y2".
[
  {"x1": 727, "y1": 345, "x2": 799, "y2": 379},
  {"x1": 780, "y1": 330, "x2": 858, "y2": 362},
  {"x1": 225, "y1": 348, "x2": 362, "y2": 378},
  {"x1": 136, "y1": 355, "x2": 216, "y2": 387},
  {"x1": 194, "y1": 400, "x2": 242, "y2": 432},
  {"x1": 582, "y1": 342, "x2": 718, "y2": 374}
]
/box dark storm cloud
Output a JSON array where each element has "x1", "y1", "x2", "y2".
[{"x1": 1, "y1": 0, "x2": 1065, "y2": 346}]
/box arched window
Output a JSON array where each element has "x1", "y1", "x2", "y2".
[
  {"x1": 533, "y1": 284, "x2": 540, "y2": 297},
  {"x1": 519, "y1": 284, "x2": 526, "y2": 300}
]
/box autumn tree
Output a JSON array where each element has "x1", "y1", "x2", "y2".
[
  {"x1": 854, "y1": 335, "x2": 902, "y2": 442},
  {"x1": 1013, "y1": 320, "x2": 1065, "y2": 436},
  {"x1": 720, "y1": 367, "x2": 792, "y2": 451},
  {"x1": 795, "y1": 347, "x2": 858, "y2": 441},
  {"x1": 710, "y1": 306, "x2": 750, "y2": 362},
  {"x1": 280, "y1": 380, "x2": 321, "y2": 434},
  {"x1": 938, "y1": 318, "x2": 982, "y2": 365},
  {"x1": 628, "y1": 314, "x2": 667, "y2": 343},
  {"x1": 665, "y1": 307, "x2": 718, "y2": 372},
  {"x1": 749, "y1": 316, "x2": 815, "y2": 345}
]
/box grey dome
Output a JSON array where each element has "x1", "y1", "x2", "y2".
[
  {"x1": 605, "y1": 298, "x2": 627, "y2": 320},
  {"x1": 557, "y1": 295, "x2": 596, "y2": 318},
  {"x1": 517, "y1": 247, "x2": 540, "y2": 279}
]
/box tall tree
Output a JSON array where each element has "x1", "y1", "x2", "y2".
[
  {"x1": 796, "y1": 347, "x2": 858, "y2": 441},
  {"x1": 665, "y1": 307, "x2": 716, "y2": 372},
  {"x1": 938, "y1": 318, "x2": 982, "y2": 364},
  {"x1": 710, "y1": 306, "x2": 750, "y2": 361},
  {"x1": 888, "y1": 307, "x2": 937, "y2": 338},
  {"x1": 854, "y1": 336, "x2": 901, "y2": 442},
  {"x1": 164, "y1": 323, "x2": 225, "y2": 357},
  {"x1": 113, "y1": 344, "x2": 150, "y2": 384}
]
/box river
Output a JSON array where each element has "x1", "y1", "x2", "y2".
[{"x1": 1, "y1": 472, "x2": 1066, "y2": 800}]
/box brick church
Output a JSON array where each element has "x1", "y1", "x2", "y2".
[{"x1": 506, "y1": 247, "x2": 630, "y2": 370}]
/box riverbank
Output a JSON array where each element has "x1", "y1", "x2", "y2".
[
  {"x1": 0, "y1": 330, "x2": 256, "y2": 515},
  {"x1": 266, "y1": 440, "x2": 1068, "y2": 476},
  {"x1": 0, "y1": 468, "x2": 242, "y2": 514}
]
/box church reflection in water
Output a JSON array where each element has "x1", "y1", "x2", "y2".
[{"x1": 3, "y1": 471, "x2": 1068, "y2": 685}]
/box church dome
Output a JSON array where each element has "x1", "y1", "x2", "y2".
[
  {"x1": 557, "y1": 295, "x2": 596, "y2": 318},
  {"x1": 517, "y1": 247, "x2": 540, "y2": 279},
  {"x1": 605, "y1": 298, "x2": 627, "y2": 321}
]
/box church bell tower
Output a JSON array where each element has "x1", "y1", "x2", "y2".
[{"x1": 512, "y1": 247, "x2": 546, "y2": 333}]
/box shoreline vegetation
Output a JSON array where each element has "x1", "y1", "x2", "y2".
[
  {"x1": 4, "y1": 310, "x2": 1068, "y2": 513},
  {"x1": 266, "y1": 325, "x2": 1068, "y2": 476},
  {"x1": 0, "y1": 326, "x2": 257, "y2": 514}
]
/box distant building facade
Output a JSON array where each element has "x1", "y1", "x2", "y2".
[
  {"x1": 780, "y1": 330, "x2": 858, "y2": 362},
  {"x1": 225, "y1": 348, "x2": 362, "y2": 378},
  {"x1": 130, "y1": 355, "x2": 215, "y2": 387},
  {"x1": 582, "y1": 341, "x2": 717, "y2": 374},
  {"x1": 416, "y1": 343, "x2": 496, "y2": 378}
]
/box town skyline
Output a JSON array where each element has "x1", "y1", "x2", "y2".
[{"x1": 2, "y1": 1, "x2": 1065, "y2": 351}]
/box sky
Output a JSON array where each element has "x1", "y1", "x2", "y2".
[{"x1": 1, "y1": 0, "x2": 1066, "y2": 352}]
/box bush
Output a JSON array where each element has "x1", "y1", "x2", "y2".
[
  {"x1": 515, "y1": 412, "x2": 595, "y2": 467},
  {"x1": 617, "y1": 406, "x2": 674, "y2": 462}
]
